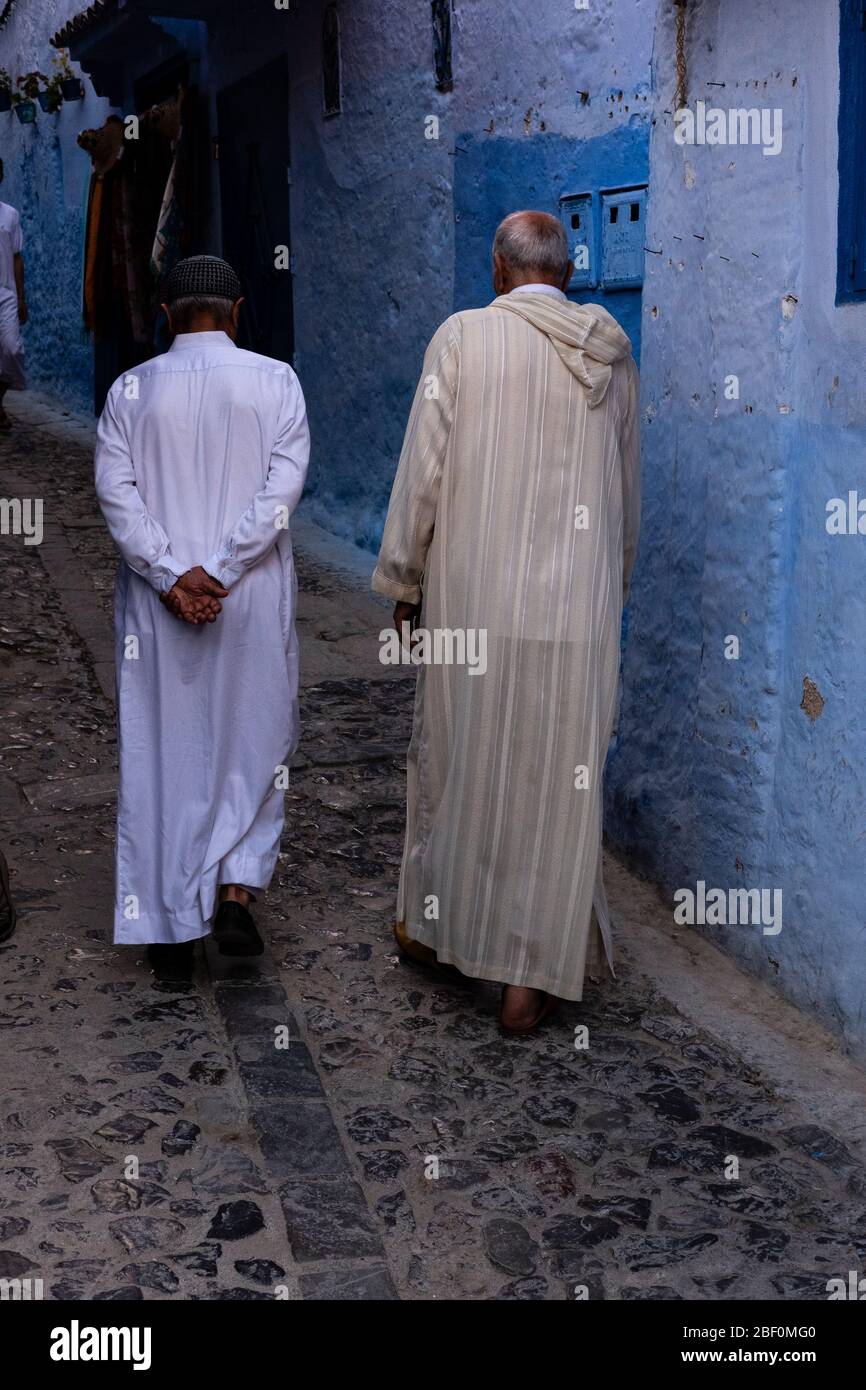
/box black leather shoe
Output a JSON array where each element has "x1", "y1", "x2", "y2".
[
  {"x1": 213, "y1": 901, "x2": 264, "y2": 957},
  {"x1": 147, "y1": 941, "x2": 194, "y2": 982},
  {"x1": 0, "y1": 849, "x2": 16, "y2": 943}
]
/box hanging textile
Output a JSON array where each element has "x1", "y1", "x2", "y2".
[{"x1": 78, "y1": 88, "x2": 204, "y2": 351}]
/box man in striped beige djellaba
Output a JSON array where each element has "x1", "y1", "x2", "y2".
[{"x1": 372, "y1": 211, "x2": 640, "y2": 1034}]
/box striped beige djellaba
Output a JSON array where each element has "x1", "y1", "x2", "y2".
[{"x1": 372, "y1": 291, "x2": 640, "y2": 1000}]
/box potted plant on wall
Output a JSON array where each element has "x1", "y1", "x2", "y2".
[
  {"x1": 0, "y1": 71, "x2": 12, "y2": 114},
  {"x1": 54, "y1": 49, "x2": 83, "y2": 102},
  {"x1": 37, "y1": 73, "x2": 64, "y2": 115},
  {"x1": 14, "y1": 72, "x2": 43, "y2": 123}
]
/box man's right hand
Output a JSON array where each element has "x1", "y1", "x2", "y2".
[
  {"x1": 162, "y1": 567, "x2": 229, "y2": 625},
  {"x1": 393, "y1": 600, "x2": 421, "y2": 635},
  {"x1": 161, "y1": 584, "x2": 220, "y2": 625},
  {"x1": 175, "y1": 566, "x2": 229, "y2": 602}
]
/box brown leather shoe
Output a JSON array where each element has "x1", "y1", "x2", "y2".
[
  {"x1": 213, "y1": 900, "x2": 264, "y2": 957},
  {"x1": 147, "y1": 941, "x2": 194, "y2": 983}
]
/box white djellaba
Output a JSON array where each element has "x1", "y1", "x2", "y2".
[{"x1": 95, "y1": 331, "x2": 309, "y2": 944}]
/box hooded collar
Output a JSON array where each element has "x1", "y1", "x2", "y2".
[{"x1": 494, "y1": 292, "x2": 631, "y2": 406}]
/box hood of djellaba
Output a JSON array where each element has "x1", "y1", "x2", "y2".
[{"x1": 495, "y1": 292, "x2": 633, "y2": 407}]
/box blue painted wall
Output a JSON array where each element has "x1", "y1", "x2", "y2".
[
  {"x1": 606, "y1": 0, "x2": 866, "y2": 1053},
  {"x1": 453, "y1": 123, "x2": 649, "y2": 357},
  {"x1": 207, "y1": 0, "x2": 655, "y2": 550}
]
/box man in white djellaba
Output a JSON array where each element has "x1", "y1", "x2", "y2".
[{"x1": 95, "y1": 255, "x2": 310, "y2": 981}]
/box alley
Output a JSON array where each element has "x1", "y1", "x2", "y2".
[{"x1": 1, "y1": 403, "x2": 866, "y2": 1302}]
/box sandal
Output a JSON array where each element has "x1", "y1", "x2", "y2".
[
  {"x1": 498, "y1": 986, "x2": 558, "y2": 1036},
  {"x1": 394, "y1": 918, "x2": 437, "y2": 966},
  {"x1": 393, "y1": 919, "x2": 464, "y2": 980}
]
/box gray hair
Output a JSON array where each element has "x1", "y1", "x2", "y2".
[
  {"x1": 168, "y1": 294, "x2": 235, "y2": 330},
  {"x1": 492, "y1": 211, "x2": 569, "y2": 279}
]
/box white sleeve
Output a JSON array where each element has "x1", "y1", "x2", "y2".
[
  {"x1": 203, "y1": 370, "x2": 310, "y2": 589},
  {"x1": 94, "y1": 386, "x2": 187, "y2": 594},
  {"x1": 371, "y1": 320, "x2": 459, "y2": 604}
]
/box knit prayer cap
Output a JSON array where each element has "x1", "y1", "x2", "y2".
[{"x1": 163, "y1": 255, "x2": 243, "y2": 305}]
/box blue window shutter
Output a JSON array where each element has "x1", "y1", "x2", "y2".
[{"x1": 837, "y1": 2, "x2": 866, "y2": 299}]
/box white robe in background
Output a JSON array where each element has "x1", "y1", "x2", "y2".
[
  {"x1": 95, "y1": 331, "x2": 310, "y2": 945},
  {"x1": 0, "y1": 201, "x2": 25, "y2": 390}
]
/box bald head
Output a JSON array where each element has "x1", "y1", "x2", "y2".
[{"x1": 492, "y1": 210, "x2": 572, "y2": 295}]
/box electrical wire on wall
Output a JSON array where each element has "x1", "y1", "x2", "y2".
[{"x1": 675, "y1": 0, "x2": 688, "y2": 111}]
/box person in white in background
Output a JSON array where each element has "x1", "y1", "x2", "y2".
[
  {"x1": 0, "y1": 159, "x2": 27, "y2": 430},
  {"x1": 95, "y1": 255, "x2": 310, "y2": 982}
]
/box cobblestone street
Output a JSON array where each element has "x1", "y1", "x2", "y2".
[{"x1": 2, "y1": 401, "x2": 866, "y2": 1302}]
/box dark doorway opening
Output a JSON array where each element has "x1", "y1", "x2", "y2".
[
  {"x1": 134, "y1": 53, "x2": 189, "y2": 114},
  {"x1": 217, "y1": 57, "x2": 293, "y2": 364}
]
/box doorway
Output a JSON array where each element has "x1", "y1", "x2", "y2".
[{"x1": 217, "y1": 57, "x2": 293, "y2": 364}]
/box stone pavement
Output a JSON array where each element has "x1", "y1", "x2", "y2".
[{"x1": 2, "y1": 396, "x2": 866, "y2": 1301}]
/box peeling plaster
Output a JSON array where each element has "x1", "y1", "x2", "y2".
[{"x1": 800, "y1": 677, "x2": 825, "y2": 722}]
